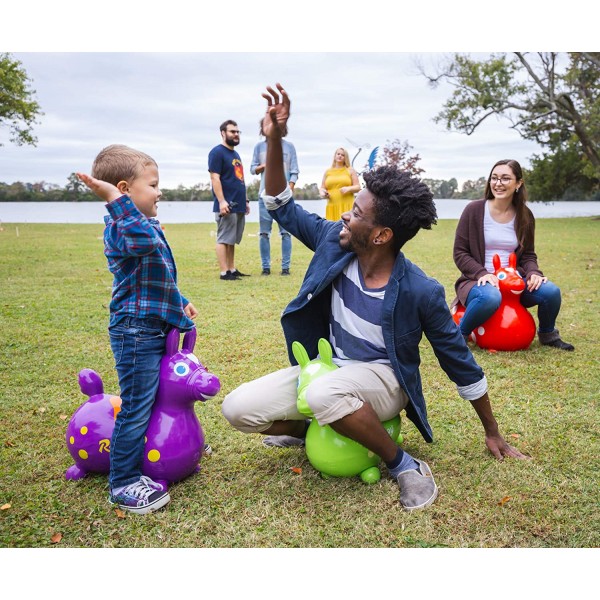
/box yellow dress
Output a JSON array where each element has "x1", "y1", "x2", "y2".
[{"x1": 324, "y1": 167, "x2": 354, "y2": 221}]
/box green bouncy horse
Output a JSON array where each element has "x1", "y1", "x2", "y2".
[{"x1": 293, "y1": 338, "x2": 403, "y2": 484}]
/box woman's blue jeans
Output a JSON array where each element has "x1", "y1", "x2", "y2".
[
  {"x1": 259, "y1": 198, "x2": 292, "y2": 270},
  {"x1": 459, "y1": 281, "x2": 562, "y2": 336},
  {"x1": 108, "y1": 316, "x2": 170, "y2": 490}
]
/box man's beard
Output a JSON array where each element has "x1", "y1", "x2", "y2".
[{"x1": 339, "y1": 230, "x2": 369, "y2": 253}]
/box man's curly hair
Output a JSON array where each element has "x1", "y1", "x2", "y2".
[{"x1": 363, "y1": 165, "x2": 437, "y2": 253}]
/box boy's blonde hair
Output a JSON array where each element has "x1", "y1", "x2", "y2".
[{"x1": 92, "y1": 144, "x2": 158, "y2": 186}]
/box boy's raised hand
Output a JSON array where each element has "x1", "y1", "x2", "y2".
[
  {"x1": 261, "y1": 83, "x2": 290, "y2": 139},
  {"x1": 77, "y1": 172, "x2": 122, "y2": 203}
]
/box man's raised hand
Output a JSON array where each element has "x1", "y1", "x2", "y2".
[{"x1": 261, "y1": 83, "x2": 290, "y2": 139}]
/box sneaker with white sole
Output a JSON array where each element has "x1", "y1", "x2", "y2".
[
  {"x1": 396, "y1": 458, "x2": 438, "y2": 511},
  {"x1": 109, "y1": 477, "x2": 170, "y2": 514}
]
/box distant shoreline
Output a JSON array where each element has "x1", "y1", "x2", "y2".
[{"x1": 1, "y1": 200, "x2": 600, "y2": 224}]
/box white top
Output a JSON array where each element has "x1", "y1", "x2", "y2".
[{"x1": 484, "y1": 201, "x2": 517, "y2": 272}]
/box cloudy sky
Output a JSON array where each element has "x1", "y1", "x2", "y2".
[
  {"x1": 3, "y1": 3, "x2": 586, "y2": 193},
  {"x1": 2, "y1": 51, "x2": 548, "y2": 190}
]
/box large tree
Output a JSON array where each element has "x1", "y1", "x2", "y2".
[
  {"x1": 419, "y1": 52, "x2": 600, "y2": 176},
  {"x1": 0, "y1": 53, "x2": 42, "y2": 146}
]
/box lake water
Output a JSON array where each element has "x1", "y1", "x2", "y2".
[{"x1": 1, "y1": 199, "x2": 599, "y2": 224}]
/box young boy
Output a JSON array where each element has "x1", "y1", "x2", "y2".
[{"x1": 77, "y1": 144, "x2": 198, "y2": 514}]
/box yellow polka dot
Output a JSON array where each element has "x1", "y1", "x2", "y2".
[
  {"x1": 147, "y1": 449, "x2": 160, "y2": 463},
  {"x1": 80, "y1": 426, "x2": 88, "y2": 435},
  {"x1": 69, "y1": 436, "x2": 75, "y2": 445},
  {"x1": 78, "y1": 449, "x2": 88, "y2": 460}
]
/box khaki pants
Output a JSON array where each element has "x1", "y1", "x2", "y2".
[{"x1": 221, "y1": 362, "x2": 409, "y2": 433}]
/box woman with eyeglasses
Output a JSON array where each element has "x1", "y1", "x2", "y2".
[{"x1": 452, "y1": 158, "x2": 574, "y2": 351}]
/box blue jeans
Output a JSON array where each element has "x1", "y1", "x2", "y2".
[
  {"x1": 259, "y1": 198, "x2": 291, "y2": 270},
  {"x1": 108, "y1": 316, "x2": 170, "y2": 489},
  {"x1": 459, "y1": 281, "x2": 562, "y2": 336}
]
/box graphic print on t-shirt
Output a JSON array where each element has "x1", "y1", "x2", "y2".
[{"x1": 233, "y1": 159, "x2": 244, "y2": 182}]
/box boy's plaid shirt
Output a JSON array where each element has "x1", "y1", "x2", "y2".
[{"x1": 103, "y1": 195, "x2": 194, "y2": 331}]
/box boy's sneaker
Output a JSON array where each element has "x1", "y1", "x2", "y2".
[
  {"x1": 109, "y1": 478, "x2": 170, "y2": 515},
  {"x1": 139, "y1": 475, "x2": 166, "y2": 492},
  {"x1": 281, "y1": 268, "x2": 290, "y2": 276}
]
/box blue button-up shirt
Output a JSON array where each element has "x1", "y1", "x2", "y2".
[
  {"x1": 104, "y1": 195, "x2": 194, "y2": 331},
  {"x1": 250, "y1": 139, "x2": 299, "y2": 197}
]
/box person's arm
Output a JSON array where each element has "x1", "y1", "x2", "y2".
[
  {"x1": 262, "y1": 84, "x2": 290, "y2": 197},
  {"x1": 422, "y1": 281, "x2": 528, "y2": 460},
  {"x1": 77, "y1": 172, "x2": 159, "y2": 256},
  {"x1": 184, "y1": 302, "x2": 199, "y2": 320},
  {"x1": 209, "y1": 172, "x2": 230, "y2": 216},
  {"x1": 250, "y1": 143, "x2": 265, "y2": 175},
  {"x1": 288, "y1": 143, "x2": 299, "y2": 192},
  {"x1": 341, "y1": 168, "x2": 361, "y2": 195},
  {"x1": 518, "y1": 211, "x2": 545, "y2": 290},
  {"x1": 77, "y1": 172, "x2": 122, "y2": 203},
  {"x1": 453, "y1": 205, "x2": 489, "y2": 282},
  {"x1": 319, "y1": 172, "x2": 329, "y2": 198},
  {"x1": 470, "y1": 393, "x2": 528, "y2": 459}
]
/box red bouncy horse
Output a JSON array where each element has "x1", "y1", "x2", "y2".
[{"x1": 451, "y1": 252, "x2": 536, "y2": 351}]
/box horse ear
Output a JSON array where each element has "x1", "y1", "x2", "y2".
[
  {"x1": 318, "y1": 338, "x2": 333, "y2": 366},
  {"x1": 78, "y1": 369, "x2": 103, "y2": 396},
  {"x1": 292, "y1": 341, "x2": 309, "y2": 367},
  {"x1": 166, "y1": 329, "x2": 180, "y2": 355},
  {"x1": 509, "y1": 252, "x2": 517, "y2": 269},
  {"x1": 182, "y1": 328, "x2": 197, "y2": 352},
  {"x1": 493, "y1": 254, "x2": 501, "y2": 272}
]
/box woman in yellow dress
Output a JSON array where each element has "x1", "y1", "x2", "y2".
[{"x1": 319, "y1": 147, "x2": 361, "y2": 220}]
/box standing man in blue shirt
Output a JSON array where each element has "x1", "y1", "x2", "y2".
[
  {"x1": 208, "y1": 120, "x2": 250, "y2": 281},
  {"x1": 250, "y1": 121, "x2": 299, "y2": 276}
]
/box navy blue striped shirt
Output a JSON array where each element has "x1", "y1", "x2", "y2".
[
  {"x1": 104, "y1": 195, "x2": 194, "y2": 331},
  {"x1": 329, "y1": 258, "x2": 389, "y2": 365}
]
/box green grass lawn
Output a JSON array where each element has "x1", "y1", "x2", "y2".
[{"x1": 0, "y1": 217, "x2": 598, "y2": 549}]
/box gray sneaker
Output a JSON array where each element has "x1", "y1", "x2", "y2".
[
  {"x1": 262, "y1": 435, "x2": 305, "y2": 448},
  {"x1": 396, "y1": 458, "x2": 438, "y2": 511}
]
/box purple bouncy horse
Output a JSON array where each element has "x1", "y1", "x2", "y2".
[{"x1": 65, "y1": 328, "x2": 220, "y2": 490}]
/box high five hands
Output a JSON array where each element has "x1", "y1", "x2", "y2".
[{"x1": 261, "y1": 83, "x2": 290, "y2": 140}]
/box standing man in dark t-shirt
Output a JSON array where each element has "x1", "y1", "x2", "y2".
[{"x1": 208, "y1": 119, "x2": 250, "y2": 281}]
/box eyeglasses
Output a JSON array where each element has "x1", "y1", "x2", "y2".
[
  {"x1": 227, "y1": 130, "x2": 241, "y2": 135},
  {"x1": 490, "y1": 175, "x2": 514, "y2": 185}
]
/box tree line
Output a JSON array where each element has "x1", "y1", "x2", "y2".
[{"x1": 1, "y1": 169, "x2": 595, "y2": 203}]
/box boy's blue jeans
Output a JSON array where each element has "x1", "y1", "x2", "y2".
[
  {"x1": 108, "y1": 316, "x2": 170, "y2": 490},
  {"x1": 259, "y1": 198, "x2": 292, "y2": 270},
  {"x1": 459, "y1": 280, "x2": 562, "y2": 336}
]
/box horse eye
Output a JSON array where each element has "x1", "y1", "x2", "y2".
[{"x1": 174, "y1": 362, "x2": 190, "y2": 376}]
